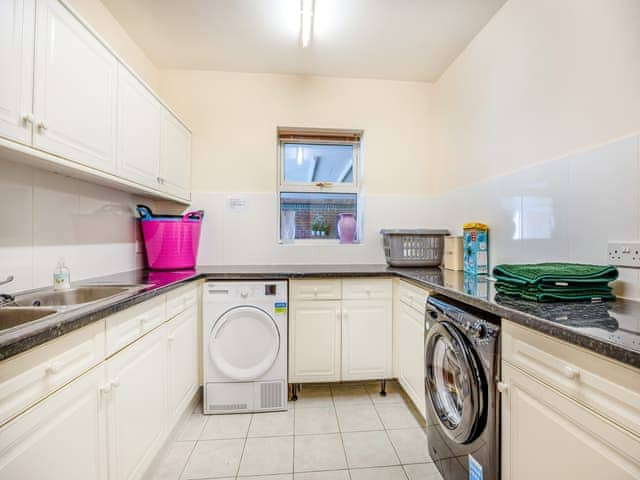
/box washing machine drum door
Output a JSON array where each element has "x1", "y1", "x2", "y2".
[
  {"x1": 209, "y1": 306, "x2": 280, "y2": 381},
  {"x1": 425, "y1": 321, "x2": 486, "y2": 444}
]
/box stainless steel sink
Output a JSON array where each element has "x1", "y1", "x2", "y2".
[
  {"x1": 0, "y1": 307, "x2": 58, "y2": 331},
  {"x1": 13, "y1": 284, "x2": 149, "y2": 307}
]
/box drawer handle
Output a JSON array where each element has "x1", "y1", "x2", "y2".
[
  {"x1": 313, "y1": 287, "x2": 319, "y2": 296},
  {"x1": 562, "y1": 366, "x2": 580, "y2": 380},
  {"x1": 99, "y1": 383, "x2": 112, "y2": 394},
  {"x1": 110, "y1": 378, "x2": 121, "y2": 389},
  {"x1": 45, "y1": 361, "x2": 62, "y2": 375},
  {"x1": 497, "y1": 382, "x2": 509, "y2": 393},
  {"x1": 168, "y1": 333, "x2": 176, "y2": 342},
  {"x1": 335, "y1": 310, "x2": 341, "y2": 319}
]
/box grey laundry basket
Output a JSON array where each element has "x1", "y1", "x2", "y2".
[{"x1": 380, "y1": 229, "x2": 449, "y2": 267}]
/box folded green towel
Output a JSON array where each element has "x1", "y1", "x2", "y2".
[
  {"x1": 495, "y1": 281, "x2": 615, "y2": 302},
  {"x1": 493, "y1": 263, "x2": 618, "y2": 286}
]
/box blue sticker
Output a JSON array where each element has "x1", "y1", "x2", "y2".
[
  {"x1": 469, "y1": 454, "x2": 483, "y2": 480},
  {"x1": 275, "y1": 302, "x2": 287, "y2": 313}
]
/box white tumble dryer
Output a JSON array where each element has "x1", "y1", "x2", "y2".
[{"x1": 202, "y1": 281, "x2": 288, "y2": 414}]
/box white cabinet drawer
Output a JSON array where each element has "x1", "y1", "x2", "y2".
[
  {"x1": 106, "y1": 296, "x2": 166, "y2": 356},
  {"x1": 0, "y1": 320, "x2": 105, "y2": 426},
  {"x1": 166, "y1": 284, "x2": 198, "y2": 319},
  {"x1": 342, "y1": 278, "x2": 392, "y2": 300},
  {"x1": 503, "y1": 321, "x2": 640, "y2": 437},
  {"x1": 292, "y1": 279, "x2": 342, "y2": 300},
  {"x1": 396, "y1": 280, "x2": 429, "y2": 313}
]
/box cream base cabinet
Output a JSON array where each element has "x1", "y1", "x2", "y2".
[
  {"x1": 501, "y1": 362, "x2": 640, "y2": 480},
  {"x1": 0, "y1": 364, "x2": 108, "y2": 480},
  {"x1": 397, "y1": 301, "x2": 426, "y2": 418},
  {"x1": 167, "y1": 305, "x2": 199, "y2": 426},
  {"x1": 0, "y1": 0, "x2": 35, "y2": 145},
  {"x1": 33, "y1": 0, "x2": 117, "y2": 173},
  {"x1": 341, "y1": 299, "x2": 392, "y2": 381},
  {"x1": 289, "y1": 300, "x2": 342, "y2": 383},
  {"x1": 105, "y1": 325, "x2": 168, "y2": 480}
]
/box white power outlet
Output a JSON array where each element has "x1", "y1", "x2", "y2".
[{"x1": 607, "y1": 241, "x2": 640, "y2": 267}]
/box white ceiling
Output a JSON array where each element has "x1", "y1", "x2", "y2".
[{"x1": 101, "y1": 0, "x2": 506, "y2": 82}]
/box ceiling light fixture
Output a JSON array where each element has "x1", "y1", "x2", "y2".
[{"x1": 300, "y1": 0, "x2": 314, "y2": 48}]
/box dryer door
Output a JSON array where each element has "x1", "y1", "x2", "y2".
[
  {"x1": 209, "y1": 306, "x2": 281, "y2": 381},
  {"x1": 425, "y1": 321, "x2": 486, "y2": 444}
]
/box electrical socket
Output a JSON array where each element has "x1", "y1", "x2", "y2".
[{"x1": 607, "y1": 241, "x2": 640, "y2": 267}]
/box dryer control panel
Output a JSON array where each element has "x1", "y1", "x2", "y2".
[{"x1": 204, "y1": 281, "x2": 287, "y2": 303}]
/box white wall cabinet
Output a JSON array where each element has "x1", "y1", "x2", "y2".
[
  {"x1": 0, "y1": 364, "x2": 108, "y2": 480},
  {"x1": 33, "y1": 0, "x2": 117, "y2": 173},
  {"x1": 0, "y1": 0, "x2": 192, "y2": 203},
  {"x1": 167, "y1": 305, "x2": 199, "y2": 426},
  {"x1": 289, "y1": 278, "x2": 393, "y2": 384},
  {"x1": 160, "y1": 111, "x2": 192, "y2": 200},
  {"x1": 116, "y1": 64, "x2": 162, "y2": 189},
  {"x1": 0, "y1": 0, "x2": 35, "y2": 145},
  {"x1": 397, "y1": 301, "x2": 426, "y2": 418},
  {"x1": 289, "y1": 300, "x2": 342, "y2": 383},
  {"x1": 342, "y1": 299, "x2": 392, "y2": 381}
]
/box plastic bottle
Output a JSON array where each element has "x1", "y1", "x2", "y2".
[{"x1": 53, "y1": 258, "x2": 71, "y2": 290}]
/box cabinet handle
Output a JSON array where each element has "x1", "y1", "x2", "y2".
[
  {"x1": 37, "y1": 121, "x2": 47, "y2": 132},
  {"x1": 110, "y1": 378, "x2": 121, "y2": 389},
  {"x1": 313, "y1": 287, "x2": 318, "y2": 296},
  {"x1": 22, "y1": 113, "x2": 34, "y2": 125},
  {"x1": 497, "y1": 382, "x2": 509, "y2": 393},
  {"x1": 99, "y1": 383, "x2": 112, "y2": 394},
  {"x1": 343, "y1": 309, "x2": 348, "y2": 319},
  {"x1": 45, "y1": 361, "x2": 62, "y2": 375},
  {"x1": 562, "y1": 366, "x2": 580, "y2": 380},
  {"x1": 168, "y1": 333, "x2": 176, "y2": 342},
  {"x1": 335, "y1": 310, "x2": 341, "y2": 319}
]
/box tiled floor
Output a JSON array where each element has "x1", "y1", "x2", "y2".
[{"x1": 152, "y1": 381, "x2": 443, "y2": 480}]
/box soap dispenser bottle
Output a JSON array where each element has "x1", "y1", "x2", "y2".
[{"x1": 53, "y1": 258, "x2": 71, "y2": 290}]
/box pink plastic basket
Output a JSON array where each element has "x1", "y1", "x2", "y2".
[{"x1": 137, "y1": 205, "x2": 204, "y2": 270}]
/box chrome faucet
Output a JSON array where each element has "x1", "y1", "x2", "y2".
[{"x1": 0, "y1": 275, "x2": 15, "y2": 305}]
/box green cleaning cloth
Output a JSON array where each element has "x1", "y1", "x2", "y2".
[
  {"x1": 495, "y1": 281, "x2": 615, "y2": 302},
  {"x1": 492, "y1": 263, "x2": 619, "y2": 286}
]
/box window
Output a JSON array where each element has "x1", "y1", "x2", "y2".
[{"x1": 278, "y1": 128, "x2": 362, "y2": 242}]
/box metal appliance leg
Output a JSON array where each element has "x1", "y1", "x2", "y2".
[
  {"x1": 291, "y1": 383, "x2": 298, "y2": 401},
  {"x1": 380, "y1": 379, "x2": 387, "y2": 396}
]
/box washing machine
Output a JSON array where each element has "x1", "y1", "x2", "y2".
[
  {"x1": 424, "y1": 295, "x2": 501, "y2": 480},
  {"x1": 203, "y1": 281, "x2": 288, "y2": 414}
]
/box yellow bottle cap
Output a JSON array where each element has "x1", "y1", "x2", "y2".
[{"x1": 463, "y1": 222, "x2": 489, "y2": 230}]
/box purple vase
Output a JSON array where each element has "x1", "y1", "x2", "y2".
[{"x1": 337, "y1": 213, "x2": 357, "y2": 244}]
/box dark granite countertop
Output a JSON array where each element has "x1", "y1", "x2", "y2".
[{"x1": 1, "y1": 264, "x2": 639, "y2": 369}]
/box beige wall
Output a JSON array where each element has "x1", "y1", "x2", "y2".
[
  {"x1": 430, "y1": 0, "x2": 640, "y2": 194},
  {"x1": 64, "y1": 0, "x2": 160, "y2": 91},
  {"x1": 159, "y1": 70, "x2": 432, "y2": 194}
]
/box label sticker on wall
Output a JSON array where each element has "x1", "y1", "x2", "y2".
[
  {"x1": 275, "y1": 302, "x2": 288, "y2": 314},
  {"x1": 468, "y1": 454, "x2": 483, "y2": 480}
]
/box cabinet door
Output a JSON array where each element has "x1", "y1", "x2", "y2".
[
  {"x1": 0, "y1": 0, "x2": 34, "y2": 145},
  {"x1": 159, "y1": 111, "x2": 191, "y2": 200},
  {"x1": 501, "y1": 362, "x2": 640, "y2": 480},
  {"x1": 106, "y1": 325, "x2": 168, "y2": 480},
  {"x1": 116, "y1": 65, "x2": 161, "y2": 189},
  {"x1": 342, "y1": 299, "x2": 392, "y2": 381},
  {"x1": 33, "y1": 0, "x2": 117, "y2": 173},
  {"x1": 289, "y1": 300, "x2": 341, "y2": 383},
  {"x1": 0, "y1": 364, "x2": 108, "y2": 480},
  {"x1": 397, "y1": 302, "x2": 426, "y2": 418},
  {"x1": 167, "y1": 305, "x2": 198, "y2": 427}
]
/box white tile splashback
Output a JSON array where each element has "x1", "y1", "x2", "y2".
[
  {"x1": 427, "y1": 134, "x2": 640, "y2": 300},
  {"x1": 0, "y1": 158, "x2": 152, "y2": 294}
]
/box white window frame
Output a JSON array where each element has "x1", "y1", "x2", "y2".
[{"x1": 277, "y1": 128, "x2": 362, "y2": 244}]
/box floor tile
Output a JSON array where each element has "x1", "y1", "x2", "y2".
[
  {"x1": 365, "y1": 382, "x2": 407, "y2": 405},
  {"x1": 294, "y1": 471, "x2": 350, "y2": 479},
  {"x1": 375, "y1": 404, "x2": 420, "y2": 430},
  {"x1": 331, "y1": 385, "x2": 372, "y2": 406},
  {"x1": 200, "y1": 413, "x2": 253, "y2": 439},
  {"x1": 181, "y1": 439, "x2": 244, "y2": 479},
  {"x1": 152, "y1": 441, "x2": 195, "y2": 480},
  {"x1": 403, "y1": 463, "x2": 443, "y2": 480},
  {"x1": 386, "y1": 428, "x2": 430, "y2": 464},
  {"x1": 238, "y1": 436, "x2": 294, "y2": 476},
  {"x1": 335, "y1": 403, "x2": 383, "y2": 432},
  {"x1": 240, "y1": 476, "x2": 292, "y2": 480},
  {"x1": 295, "y1": 406, "x2": 339, "y2": 435},
  {"x1": 176, "y1": 414, "x2": 208, "y2": 441},
  {"x1": 341, "y1": 431, "x2": 400, "y2": 468},
  {"x1": 294, "y1": 434, "x2": 348, "y2": 472},
  {"x1": 294, "y1": 387, "x2": 334, "y2": 408},
  {"x1": 248, "y1": 410, "x2": 295, "y2": 437},
  {"x1": 349, "y1": 466, "x2": 407, "y2": 480}
]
